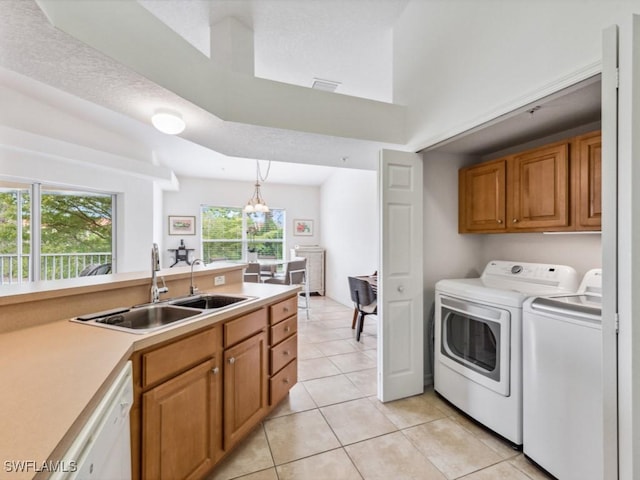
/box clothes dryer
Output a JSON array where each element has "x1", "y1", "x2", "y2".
[{"x1": 434, "y1": 260, "x2": 578, "y2": 445}]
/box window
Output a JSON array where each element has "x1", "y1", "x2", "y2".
[
  {"x1": 0, "y1": 181, "x2": 115, "y2": 285},
  {"x1": 201, "y1": 206, "x2": 285, "y2": 262}
]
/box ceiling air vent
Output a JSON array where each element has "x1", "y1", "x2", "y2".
[{"x1": 312, "y1": 78, "x2": 341, "y2": 92}]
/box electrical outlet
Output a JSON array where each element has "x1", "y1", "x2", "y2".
[{"x1": 214, "y1": 275, "x2": 225, "y2": 286}]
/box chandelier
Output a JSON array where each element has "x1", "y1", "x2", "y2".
[{"x1": 244, "y1": 160, "x2": 271, "y2": 213}]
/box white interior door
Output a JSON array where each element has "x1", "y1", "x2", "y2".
[
  {"x1": 601, "y1": 23, "x2": 619, "y2": 480},
  {"x1": 378, "y1": 149, "x2": 424, "y2": 402}
]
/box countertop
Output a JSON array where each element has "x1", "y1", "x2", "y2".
[{"x1": 0, "y1": 281, "x2": 299, "y2": 480}]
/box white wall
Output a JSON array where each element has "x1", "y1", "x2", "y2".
[
  {"x1": 394, "y1": 0, "x2": 640, "y2": 149},
  {"x1": 0, "y1": 139, "x2": 156, "y2": 274},
  {"x1": 320, "y1": 168, "x2": 378, "y2": 306},
  {"x1": 162, "y1": 176, "x2": 321, "y2": 267},
  {"x1": 481, "y1": 233, "x2": 601, "y2": 278}
]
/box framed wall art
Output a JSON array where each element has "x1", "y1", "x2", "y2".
[
  {"x1": 293, "y1": 219, "x2": 313, "y2": 236},
  {"x1": 168, "y1": 216, "x2": 196, "y2": 235}
]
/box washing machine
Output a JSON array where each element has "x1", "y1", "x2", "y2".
[
  {"x1": 434, "y1": 260, "x2": 578, "y2": 445},
  {"x1": 523, "y1": 269, "x2": 602, "y2": 479}
]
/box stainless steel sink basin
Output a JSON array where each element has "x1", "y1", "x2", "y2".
[
  {"x1": 169, "y1": 294, "x2": 251, "y2": 310},
  {"x1": 73, "y1": 304, "x2": 204, "y2": 333},
  {"x1": 72, "y1": 294, "x2": 254, "y2": 333}
]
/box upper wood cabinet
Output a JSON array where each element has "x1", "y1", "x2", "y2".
[
  {"x1": 508, "y1": 141, "x2": 569, "y2": 231},
  {"x1": 458, "y1": 159, "x2": 507, "y2": 232},
  {"x1": 459, "y1": 131, "x2": 601, "y2": 234},
  {"x1": 576, "y1": 131, "x2": 602, "y2": 230}
]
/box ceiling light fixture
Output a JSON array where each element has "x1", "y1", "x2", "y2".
[
  {"x1": 151, "y1": 110, "x2": 186, "y2": 135},
  {"x1": 244, "y1": 160, "x2": 271, "y2": 213}
]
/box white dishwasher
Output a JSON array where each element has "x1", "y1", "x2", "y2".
[
  {"x1": 51, "y1": 361, "x2": 133, "y2": 480},
  {"x1": 522, "y1": 269, "x2": 602, "y2": 480}
]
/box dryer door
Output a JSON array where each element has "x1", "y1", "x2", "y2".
[{"x1": 438, "y1": 295, "x2": 511, "y2": 396}]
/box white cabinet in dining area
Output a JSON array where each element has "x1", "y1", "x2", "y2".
[{"x1": 293, "y1": 246, "x2": 325, "y2": 295}]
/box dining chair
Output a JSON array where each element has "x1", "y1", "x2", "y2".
[
  {"x1": 258, "y1": 255, "x2": 277, "y2": 280},
  {"x1": 265, "y1": 258, "x2": 310, "y2": 318},
  {"x1": 348, "y1": 276, "x2": 377, "y2": 341},
  {"x1": 243, "y1": 262, "x2": 261, "y2": 283}
]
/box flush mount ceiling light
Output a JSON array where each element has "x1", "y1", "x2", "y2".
[
  {"x1": 244, "y1": 160, "x2": 271, "y2": 213},
  {"x1": 151, "y1": 110, "x2": 186, "y2": 135}
]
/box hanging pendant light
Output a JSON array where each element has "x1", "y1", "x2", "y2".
[{"x1": 244, "y1": 160, "x2": 270, "y2": 213}]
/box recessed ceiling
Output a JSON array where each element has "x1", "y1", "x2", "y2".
[{"x1": 0, "y1": 0, "x2": 407, "y2": 185}]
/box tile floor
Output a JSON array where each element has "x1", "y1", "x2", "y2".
[{"x1": 209, "y1": 296, "x2": 552, "y2": 480}]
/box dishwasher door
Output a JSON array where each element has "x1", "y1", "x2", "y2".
[{"x1": 51, "y1": 361, "x2": 133, "y2": 480}]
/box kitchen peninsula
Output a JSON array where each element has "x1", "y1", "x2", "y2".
[{"x1": 0, "y1": 262, "x2": 300, "y2": 480}]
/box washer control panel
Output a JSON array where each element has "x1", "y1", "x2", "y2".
[{"x1": 483, "y1": 260, "x2": 578, "y2": 291}]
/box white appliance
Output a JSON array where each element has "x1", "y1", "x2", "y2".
[
  {"x1": 51, "y1": 361, "x2": 134, "y2": 480},
  {"x1": 434, "y1": 260, "x2": 578, "y2": 445},
  {"x1": 523, "y1": 269, "x2": 602, "y2": 479}
]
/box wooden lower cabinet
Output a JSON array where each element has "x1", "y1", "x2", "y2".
[
  {"x1": 142, "y1": 358, "x2": 221, "y2": 480},
  {"x1": 223, "y1": 330, "x2": 269, "y2": 450},
  {"x1": 131, "y1": 296, "x2": 298, "y2": 480}
]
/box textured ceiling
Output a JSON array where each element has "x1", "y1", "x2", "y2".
[{"x1": 0, "y1": 0, "x2": 406, "y2": 184}]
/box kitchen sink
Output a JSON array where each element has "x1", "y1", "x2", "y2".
[
  {"x1": 73, "y1": 304, "x2": 204, "y2": 333},
  {"x1": 72, "y1": 294, "x2": 254, "y2": 333},
  {"x1": 169, "y1": 294, "x2": 251, "y2": 310}
]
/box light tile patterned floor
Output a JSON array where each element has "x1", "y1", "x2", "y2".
[{"x1": 209, "y1": 296, "x2": 552, "y2": 480}]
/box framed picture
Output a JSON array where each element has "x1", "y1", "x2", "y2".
[
  {"x1": 293, "y1": 219, "x2": 313, "y2": 236},
  {"x1": 168, "y1": 216, "x2": 196, "y2": 235}
]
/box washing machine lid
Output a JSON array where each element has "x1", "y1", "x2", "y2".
[{"x1": 436, "y1": 260, "x2": 580, "y2": 308}]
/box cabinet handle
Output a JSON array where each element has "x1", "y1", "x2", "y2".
[
  {"x1": 512, "y1": 218, "x2": 519, "y2": 223},
  {"x1": 283, "y1": 307, "x2": 289, "y2": 313},
  {"x1": 211, "y1": 367, "x2": 219, "y2": 375},
  {"x1": 283, "y1": 350, "x2": 290, "y2": 356},
  {"x1": 284, "y1": 326, "x2": 290, "y2": 333},
  {"x1": 283, "y1": 378, "x2": 289, "y2": 384},
  {"x1": 497, "y1": 219, "x2": 503, "y2": 224},
  {"x1": 228, "y1": 357, "x2": 235, "y2": 364}
]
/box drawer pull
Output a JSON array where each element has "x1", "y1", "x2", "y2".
[
  {"x1": 283, "y1": 350, "x2": 290, "y2": 356},
  {"x1": 497, "y1": 219, "x2": 503, "y2": 224},
  {"x1": 211, "y1": 367, "x2": 219, "y2": 375},
  {"x1": 512, "y1": 218, "x2": 519, "y2": 223},
  {"x1": 284, "y1": 326, "x2": 291, "y2": 333},
  {"x1": 283, "y1": 378, "x2": 289, "y2": 384},
  {"x1": 228, "y1": 357, "x2": 235, "y2": 365},
  {"x1": 283, "y1": 307, "x2": 290, "y2": 313}
]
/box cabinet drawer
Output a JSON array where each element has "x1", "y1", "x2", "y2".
[
  {"x1": 142, "y1": 327, "x2": 220, "y2": 388},
  {"x1": 270, "y1": 334, "x2": 297, "y2": 374},
  {"x1": 270, "y1": 359, "x2": 297, "y2": 406},
  {"x1": 270, "y1": 315, "x2": 297, "y2": 345},
  {"x1": 270, "y1": 296, "x2": 297, "y2": 325},
  {"x1": 224, "y1": 308, "x2": 267, "y2": 347}
]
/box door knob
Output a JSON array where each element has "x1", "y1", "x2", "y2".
[
  {"x1": 497, "y1": 219, "x2": 503, "y2": 224},
  {"x1": 228, "y1": 357, "x2": 235, "y2": 364},
  {"x1": 512, "y1": 218, "x2": 519, "y2": 223}
]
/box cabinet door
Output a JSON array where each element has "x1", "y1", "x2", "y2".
[
  {"x1": 143, "y1": 358, "x2": 221, "y2": 480},
  {"x1": 224, "y1": 331, "x2": 268, "y2": 450},
  {"x1": 577, "y1": 132, "x2": 602, "y2": 229},
  {"x1": 459, "y1": 159, "x2": 506, "y2": 233},
  {"x1": 509, "y1": 142, "x2": 569, "y2": 230}
]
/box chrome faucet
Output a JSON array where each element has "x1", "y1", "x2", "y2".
[
  {"x1": 190, "y1": 259, "x2": 203, "y2": 295},
  {"x1": 151, "y1": 243, "x2": 169, "y2": 303}
]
